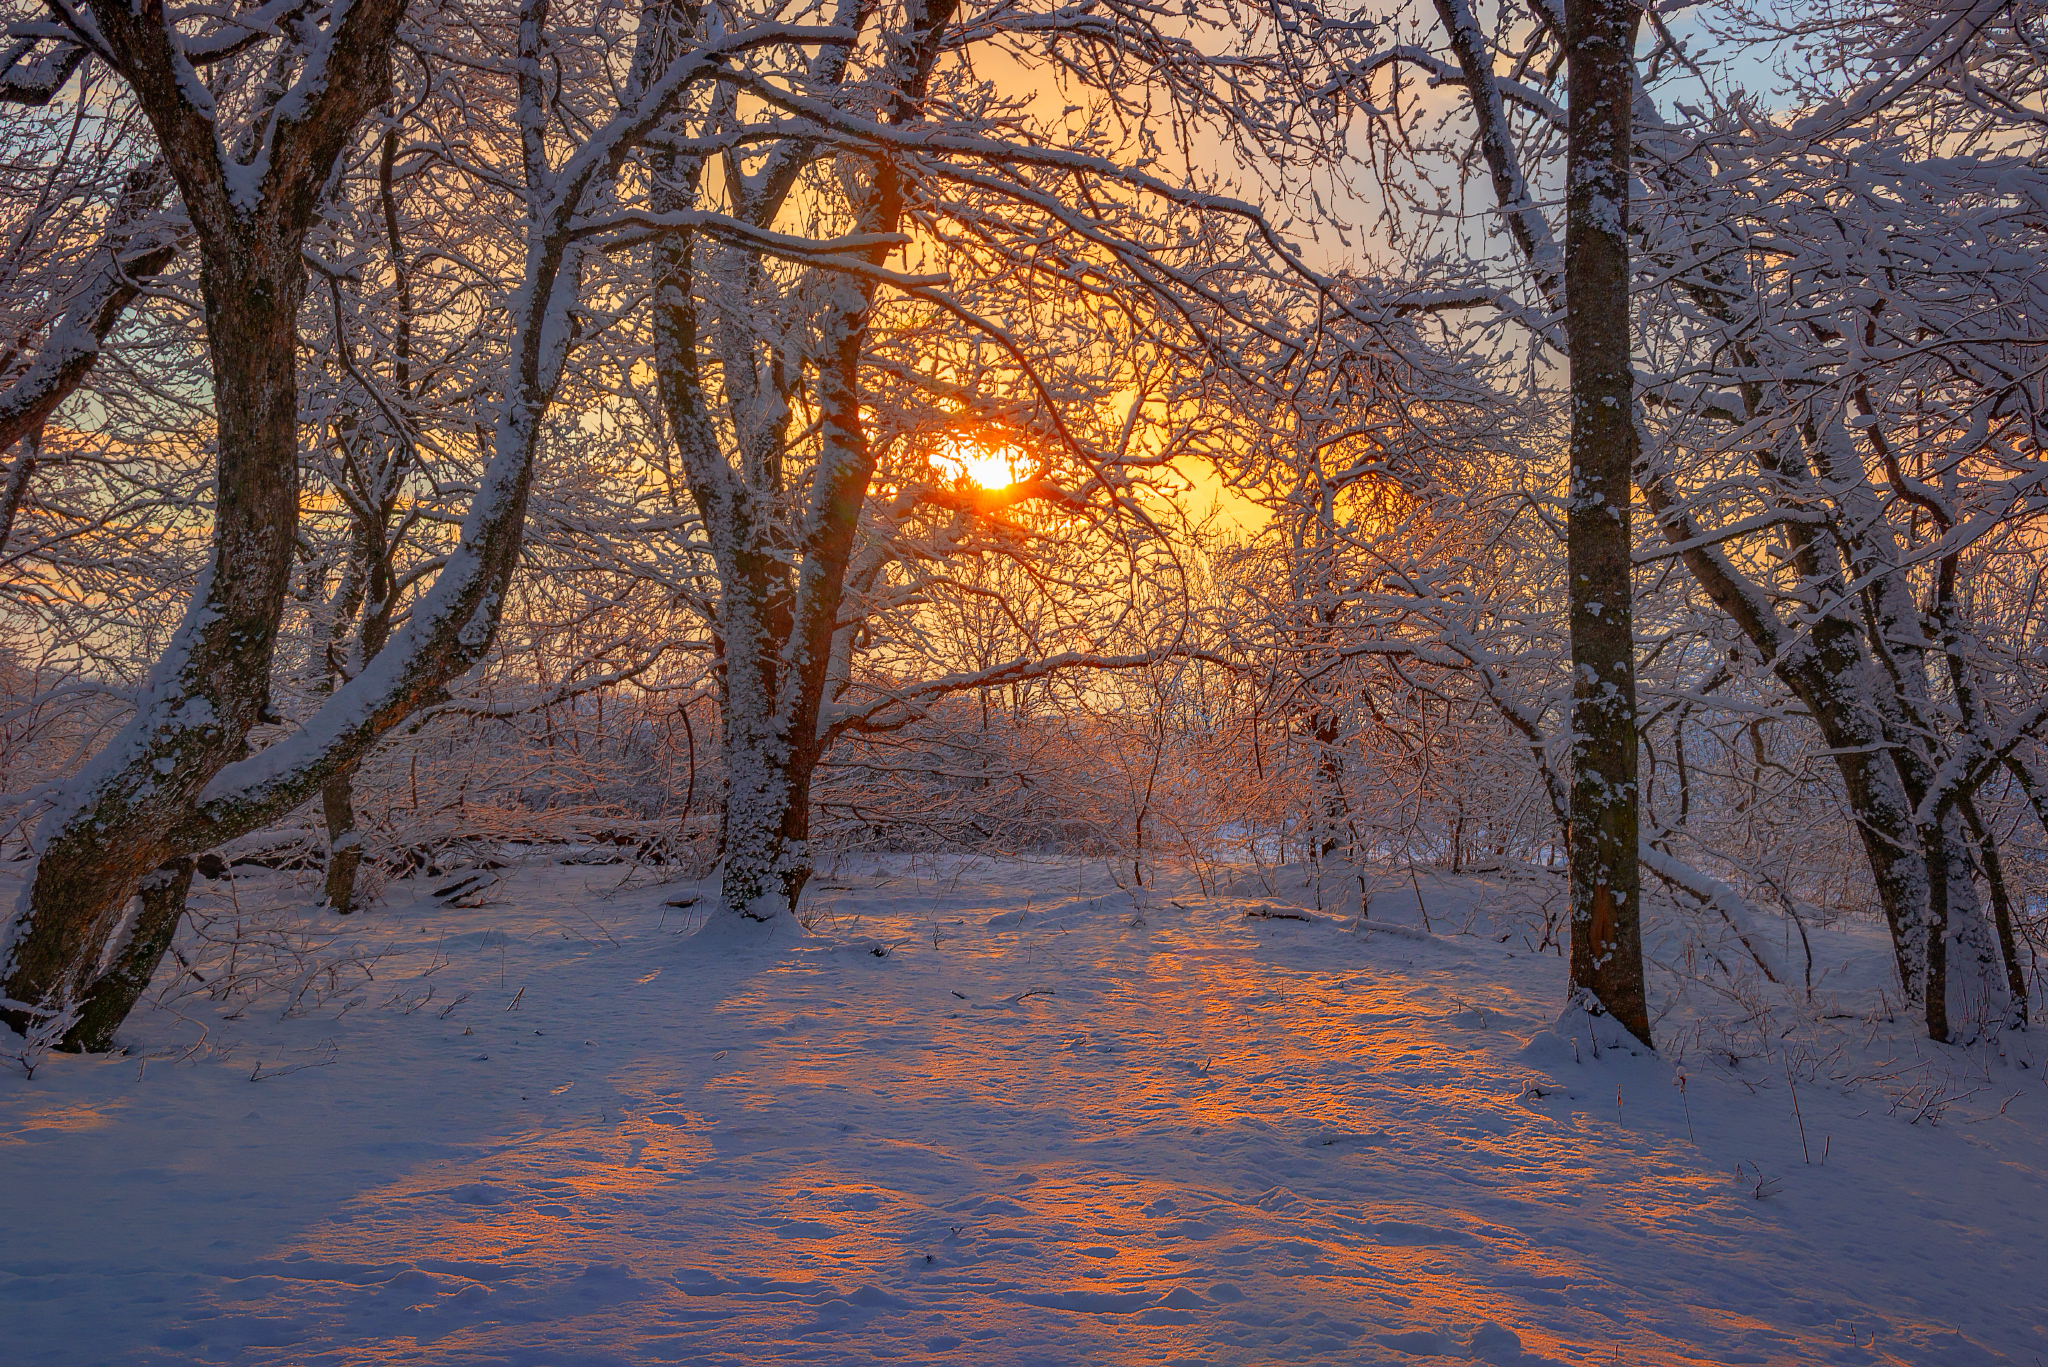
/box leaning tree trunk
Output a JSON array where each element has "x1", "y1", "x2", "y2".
[
  {"x1": 0, "y1": 0, "x2": 407, "y2": 1051},
  {"x1": 1562, "y1": 0, "x2": 1650, "y2": 1046},
  {"x1": 1, "y1": 0, "x2": 721, "y2": 1051},
  {"x1": 1626, "y1": 108, "x2": 1955, "y2": 1034},
  {"x1": 1, "y1": 237, "x2": 315, "y2": 1048}
]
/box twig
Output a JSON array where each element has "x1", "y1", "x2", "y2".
[
  {"x1": 250, "y1": 1059, "x2": 335, "y2": 1082},
  {"x1": 1786, "y1": 1059, "x2": 1810, "y2": 1163}
]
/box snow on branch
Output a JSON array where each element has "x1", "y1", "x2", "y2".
[
  {"x1": 172, "y1": 13, "x2": 831, "y2": 842},
  {"x1": 0, "y1": 33, "x2": 87, "y2": 104},
  {"x1": 826, "y1": 646, "x2": 1240, "y2": 739},
  {"x1": 0, "y1": 161, "x2": 184, "y2": 461},
  {"x1": 1639, "y1": 842, "x2": 1785, "y2": 985}
]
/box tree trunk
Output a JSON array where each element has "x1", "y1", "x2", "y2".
[
  {"x1": 1562, "y1": 0, "x2": 1650, "y2": 1046},
  {"x1": 707, "y1": 274, "x2": 872, "y2": 921},
  {"x1": 713, "y1": 560, "x2": 808, "y2": 918},
  {"x1": 1442, "y1": 39, "x2": 1990, "y2": 1043},
  {"x1": 317, "y1": 521, "x2": 395, "y2": 916},
  {"x1": 1311, "y1": 709, "x2": 1350, "y2": 861},
  {"x1": 1961, "y1": 795, "x2": 2027, "y2": 1026},
  {"x1": 1626, "y1": 102, "x2": 2024, "y2": 1040},
  {"x1": 1928, "y1": 808, "x2": 2013, "y2": 1037},
  {"x1": 66, "y1": 857, "x2": 195, "y2": 1054},
  {"x1": 0, "y1": 0, "x2": 406, "y2": 1049},
  {"x1": 650, "y1": 0, "x2": 960, "y2": 924},
  {"x1": 717, "y1": 702, "x2": 819, "y2": 919},
  {"x1": 1, "y1": 242, "x2": 309, "y2": 1046},
  {"x1": 0, "y1": 426, "x2": 38, "y2": 559},
  {"x1": 322, "y1": 771, "x2": 365, "y2": 915}
]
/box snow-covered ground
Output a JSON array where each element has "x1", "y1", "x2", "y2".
[{"x1": 3, "y1": 855, "x2": 2044, "y2": 1365}]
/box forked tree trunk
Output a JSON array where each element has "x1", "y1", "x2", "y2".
[
  {"x1": 708, "y1": 274, "x2": 875, "y2": 920},
  {"x1": 2, "y1": 243, "x2": 314, "y2": 1047},
  {"x1": 0, "y1": 0, "x2": 407, "y2": 1050},
  {"x1": 1925, "y1": 809, "x2": 2016, "y2": 1037},
  {"x1": 651, "y1": 0, "x2": 959, "y2": 923},
  {"x1": 1562, "y1": 0, "x2": 1651, "y2": 1046}
]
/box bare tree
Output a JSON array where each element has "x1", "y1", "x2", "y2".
[
  {"x1": 0, "y1": 0, "x2": 411, "y2": 1050},
  {"x1": 1, "y1": 0, "x2": 828, "y2": 1049},
  {"x1": 624, "y1": 0, "x2": 1369, "y2": 920},
  {"x1": 1343, "y1": 0, "x2": 2047, "y2": 1039}
]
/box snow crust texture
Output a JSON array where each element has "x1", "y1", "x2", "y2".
[{"x1": 2, "y1": 857, "x2": 2043, "y2": 1365}]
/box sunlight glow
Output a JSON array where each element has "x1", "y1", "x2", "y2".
[{"x1": 937, "y1": 435, "x2": 1023, "y2": 489}]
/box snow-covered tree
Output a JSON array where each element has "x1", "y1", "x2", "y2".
[{"x1": 1340, "y1": 0, "x2": 2048, "y2": 1040}]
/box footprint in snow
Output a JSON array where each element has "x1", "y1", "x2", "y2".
[{"x1": 1249, "y1": 1186, "x2": 1306, "y2": 1212}]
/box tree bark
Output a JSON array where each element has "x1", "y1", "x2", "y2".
[
  {"x1": 320, "y1": 122, "x2": 415, "y2": 918},
  {"x1": 66, "y1": 858, "x2": 195, "y2": 1054},
  {"x1": 3, "y1": 0, "x2": 738, "y2": 1048},
  {"x1": 322, "y1": 774, "x2": 365, "y2": 914},
  {"x1": 3, "y1": 240, "x2": 319, "y2": 1045},
  {"x1": 0, "y1": 425, "x2": 39, "y2": 561},
  {"x1": 1626, "y1": 107, "x2": 1954, "y2": 1030},
  {"x1": 1437, "y1": 31, "x2": 2005, "y2": 1043},
  {"x1": 1562, "y1": 0, "x2": 1650, "y2": 1046}
]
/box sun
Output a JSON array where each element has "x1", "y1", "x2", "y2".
[{"x1": 937, "y1": 435, "x2": 1022, "y2": 489}]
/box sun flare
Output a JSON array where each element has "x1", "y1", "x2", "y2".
[{"x1": 937, "y1": 436, "x2": 1022, "y2": 489}]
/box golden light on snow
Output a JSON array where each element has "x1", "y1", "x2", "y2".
[
  {"x1": 271, "y1": 901, "x2": 1745, "y2": 1366},
  {"x1": 20, "y1": 866, "x2": 1997, "y2": 1366}
]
